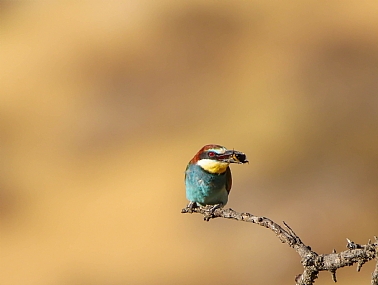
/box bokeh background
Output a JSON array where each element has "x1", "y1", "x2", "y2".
[{"x1": 1, "y1": 2, "x2": 377, "y2": 284}]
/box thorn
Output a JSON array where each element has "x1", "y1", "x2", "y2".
[
  {"x1": 346, "y1": 238, "x2": 355, "y2": 249},
  {"x1": 295, "y1": 274, "x2": 302, "y2": 283},
  {"x1": 283, "y1": 221, "x2": 296, "y2": 236},
  {"x1": 346, "y1": 239, "x2": 363, "y2": 249},
  {"x1": 330, "y1": 270, "x2": 337, "y2": 283},
  {"x1": 357, "y1": 260, "x2": 364, "y2": 272},
  {"x1": 203, "y1": 214, "x2": 211, "y2": 222}
]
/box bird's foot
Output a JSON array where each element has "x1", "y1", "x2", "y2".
[
  {"x1": 203, "y1": 203, "x2": 223, "y2": 221},
  {"x1": 181, "y1": 201, "x2": 198, "y2": 213}
]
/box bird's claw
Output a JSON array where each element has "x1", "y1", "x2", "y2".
[
  {"x1": 203, "y1": 203, "x2": 223, "y2": 221},
  {"x1": 181, "y1": 202, "x2": 223, "y2": 221},
  {"x1": 181, "y1": 201, "x2": 198, "y2": 213}
]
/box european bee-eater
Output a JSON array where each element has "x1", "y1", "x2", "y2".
[{"x1": 185, "y1": 144, "x2": 248, "y2": 209}]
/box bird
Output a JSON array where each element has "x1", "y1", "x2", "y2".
[{"x1": 185, "y1": 144, "x2": 248, "y2": 211}]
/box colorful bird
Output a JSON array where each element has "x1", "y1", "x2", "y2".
[{"x1": 185, "y1": 144, "x2": 248, "y2": 210}]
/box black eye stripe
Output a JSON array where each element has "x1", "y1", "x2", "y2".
[{"x1": 217, "y1": 154, "x2": 228, "y2": 160}]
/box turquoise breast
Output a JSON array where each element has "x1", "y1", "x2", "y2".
[{"x1": 185, "y1": 163, "x2": 229, "y2": 205}]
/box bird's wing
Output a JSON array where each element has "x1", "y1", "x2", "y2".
[
  {"x1": 185, "y1": 163, "x2": 189, "y2": 175},
  {"x1": 226, "y1": 166, "x2": 232, "y2": 194}
]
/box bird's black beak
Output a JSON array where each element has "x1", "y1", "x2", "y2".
[{"x1": 221, "y1": 149, "x2": 249, "y2": 164}]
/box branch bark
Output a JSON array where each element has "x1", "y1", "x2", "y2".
[{"x1": 181, "y1": 205, "x2": 378, "y2": 285}]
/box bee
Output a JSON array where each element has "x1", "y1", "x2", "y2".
[{"x1": 232, "y1": 151, "x2": 248, "y2": 164}]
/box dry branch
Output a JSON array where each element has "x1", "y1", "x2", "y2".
[{"x1": 181, "y1": 205, "x2": 378, "y2": 285}]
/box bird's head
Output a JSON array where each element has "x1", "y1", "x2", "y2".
[{"x1": 190, "y1": 144, "x2": 248, "y2": 174}]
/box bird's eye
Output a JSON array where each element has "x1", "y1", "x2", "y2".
[{"x1": 208, "y1": 152, "x2": 215, "y2": 158}]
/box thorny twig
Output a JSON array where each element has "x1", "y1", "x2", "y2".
[{"x1": 181, "y1": 205, "x2": 378, "y2": 285}]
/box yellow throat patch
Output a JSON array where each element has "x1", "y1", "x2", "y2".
[{"x1": 197, "y1": 159, "x2": 229, "y2": 174}]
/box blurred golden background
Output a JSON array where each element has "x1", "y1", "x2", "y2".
[{"x1": 1, "y1": 2, "x2": 377, "y2": 284}]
